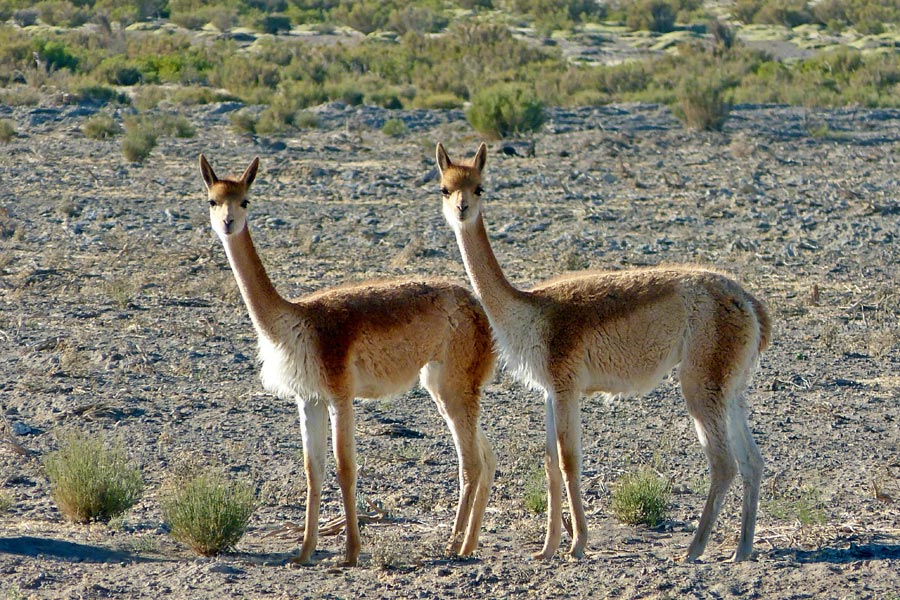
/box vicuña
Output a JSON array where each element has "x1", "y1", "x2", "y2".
[
  {"x1": 200, "y1": 155, "x2": 496, "y2": 566},
  {"x1": 435, "y1": 143, "x2": 771, "y2": 562}
]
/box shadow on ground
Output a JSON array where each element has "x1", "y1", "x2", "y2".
[
  {"x1": 0, "y1": 535, "x2": 169, "y2": 564},
  {"x1": 773, "y1": 539, "x2": 900, "y2": 564}
]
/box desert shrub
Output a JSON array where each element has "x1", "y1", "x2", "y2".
[
  {"x1": 13, "y1": 8, "x2": 38, "y2": 27},
  {"x1": 467, "y1": 83, "x2": 545, "y2": 139},
  {"x1": 674, "y1": 76, "x2": 731, "y2": 130},
  {"x1": 365, "y1": 89, "x2": 403, "y2": 109},
  {"x1": 96, "y1": 55, "x2": 143, "y2": 86},
  {"x1": 413, "y1": 92, "x2": 464, "y2": 109},
  {"x1": 512, "y1": 0, "x2": 606, "y2": 23},
  {"x1": 160, "y1": 470, "x2": 256, "y2": 556},
  {"x1": 523, "y1": 465, "x2": 547, "y2": 514},
  {"x1": 386, "y1": 5, "x2": 448, "y2": 34},
  {"x1": 294, "y1": 110, "x2": 320, "y2": 129},
  {"x1": 324, "y1": 81, "x2": 364, "y2": 106},
  {"x1": 753, "y1": 0, "x2": 813, "y2": 27},
  {"x1": 624, "y1": 0, "x2": 677, "y2": 32},
  {"x1": 31, "y1": 38, "x2": 79, "y2": 72},
  {"x1": 122, "y1": 118, "x2": 158, "y2": 162},
  {"x1": 255, "y1": 14, "x2": 292, "y2": 34},
  {"x1": 0, "y1": 120, "x2": 15, "y2": 143},
  {"x1": 36, "y1": 1, "x2": 91, "y2": 27},
  {"x1": 158, "y1": 114, "x2": 196, "y2": 138},
  {"x1": 611, "y1": 468, "x2": 670, "y2": 527},
  {"x1": 381, "y1": 118, "x2": 408, "y2": 137},
  {"x1": 75, "y1": 84, "x2": 128, "y2": 105},
  {"x1": 730, "y1": 0, "x2": 762, "y2": 23},
  {"x1": 332, "y1": 0, "x2": 391, "y2": 34},
  {"x1": 766, "y1": 484, "x2": 826, "y2": 525},
  {"x1": 82, "y1": 113, "x2": 121, "y2": 139},
  {"x1": 43, "y1": 431, "x2": 144, "y2": 523},
  {"x1": 229, "y1": 109, "x2": 258, "y2": 134}
]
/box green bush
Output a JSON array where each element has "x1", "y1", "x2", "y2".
[
  {"x1": 0, "y1": 120, "x2": 16, "y2": 143},
  {"x1": 44, "y1": 431, "x2": 144, "y2": 523},
  {"x1": 625, "y1": 0, "x2": 677, "y2": 32},
  {"x1": 611, "y1": 468, "x2": 670, "y2": 527},
  {"x1": 466, "y1": 83, "x2": 545, "y2": 139},
  {"x1": 255, "y1": 14, "x2": 292, "y2": 34},
  {"x1": 674, "y1": 76, "x2": 731, "y2": 130},
  {"x1": 160, "y1": 470, "x2": 256, "y2": 556},
  {"x1": 294, "y1": 110, "x2": 320, "y2": 129},
  {"x1": 229, "y1": 109, "x2": 258, "y2": 134},
  {"x1": 381, "y1": 118, "x2": 408, "y2": 137},
  {"x1": 523, "y1": 465, "x2": 547, "y2": 514},
  {"x1": 82, "y1": 113, "x2": 121, "y2": 139},
  {"x1": 122, "y1": 118, "x2": 158, "y2": 162}
]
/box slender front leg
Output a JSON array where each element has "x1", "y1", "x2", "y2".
[
  {"x1": 553, "y1": 390, "x2": 588, "y2": 558},
  {"x1": 329, "y1": 401, "x2": 360, "y2": 566},
  {"x1": 533, "y1": 392, "x2": 563, "y2": 560},
  {"x1": 293, "y1": 398, "x2": 328, "y2": 565}
]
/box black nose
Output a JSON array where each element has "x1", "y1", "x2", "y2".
[
  {"x1": 223, "y1": 218, "x2": 233, "y2": 234},
  {"x1": 458, "y1": 202, "x2": 468, "y2": 218}
]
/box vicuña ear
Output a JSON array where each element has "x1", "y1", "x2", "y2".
[
  {"x1": 473, "y1": 143, "x2": 487, "y2": 174},
  {"x1": 436, "y1": 143, "x2": 452, "y2": 174},
  {"x1": 199, "y1": 154, "x2": 218, "y2": 190},
  {"x1": 241, "y1": 157, "x2": 260, "y2": 189}
]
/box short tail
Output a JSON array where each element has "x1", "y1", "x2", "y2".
[{"x1": 749, "y1": 294, "x2": 771, "y2": 353}]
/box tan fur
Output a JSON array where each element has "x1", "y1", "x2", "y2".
[
  {"x1": 436, "y1": 143, "x2": 771, "y2": 563},
  {"x1": 200, "y1": 155, "x2": 496, "y2": 566}
]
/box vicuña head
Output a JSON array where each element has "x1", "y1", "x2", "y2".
[
  {"x1": 199, "y1": 154, "x2": 497, "y2": 567},
  {"x1": 436, "y1": 142, "x2": 771, "y2": 563}
]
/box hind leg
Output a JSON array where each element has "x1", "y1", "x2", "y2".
[
  {"x1": 328, "y1": 400, "x2": 360, "y2": 566},
  {"x1": 729, "y1": 403, "x2": 763, "y2": 562},
  {"x1": 421, "y1": 364, "x2": 493, "y2": 556},
  {"x1": 682, "y1": 383, "x2": 737, "y2": 562}
]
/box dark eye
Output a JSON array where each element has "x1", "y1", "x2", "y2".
[
  {"x1": 240, "y1": 199, "x2": 249, "y2": 208},
  {"x1": 440, "y1": 187, "x2": 450, "y2": 197},
  {"x1": 208, "y1": 200, "x2": 216, "y2": 207},
  {"x1": 474, "y1": 186, "x2": 484, "y2": 196}
]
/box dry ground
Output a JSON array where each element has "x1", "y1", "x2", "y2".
[{"x1": 1, "y1": 100, "x2": 899, "y2": 599}]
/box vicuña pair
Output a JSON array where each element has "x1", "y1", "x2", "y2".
[{"x1": 199, "y1": 144, "x2": 769, "y2": 566}]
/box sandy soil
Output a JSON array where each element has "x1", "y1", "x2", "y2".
[{"x1": 1, "y1": 100, "x2": 899, "y2": 599}]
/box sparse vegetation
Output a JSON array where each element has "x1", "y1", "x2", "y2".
[
  {"x1": 0, "y1": 1, "x2": 897, "y2": 118},
  {"x1": 121, "y1": 117, "x2": 158, "y2": 163},
  {"x1": 466, "y1": 83, "x2": 546, "y2": 139},
  {"x1": 766, "y1": 483, "x2": 827, "y2": 526},
  {"x1": 675, "y1": 76, "x2": 731, "y2": 131},
  {"x1": 160, "y1": 469, "x2": 256, "y2": 556},
  {"x1": 43, "y1": 431, "x2": 144, "y2": 523},
  {"x1": 82, "y1": 113, "x2": 121, "y2": 140},
  {"x1": 523, "y1": 464, "x2": 548, "y2": 514},
  {"x1": 381, "y1": 118, "x2": 408, "y2": 137},
  {"x1": 0, "y1": 120, "x2": 15, "y2": 143},
  {"x1": 611, "y1": 468, "x2": 671, "y2": 527}
]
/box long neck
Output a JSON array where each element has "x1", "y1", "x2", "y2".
[
  {"x1": 454, "y1": 215, "x2": 530, "y2": 321},
  {"x1": 221, "y1": 225, "x2": 292, "y2": 338}
]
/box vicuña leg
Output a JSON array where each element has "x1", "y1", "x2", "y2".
[
  {"x1": 329, "y1": 401, "x2": 360, "y2": 566},
  {"x1": 730, "y1": 402, "x2": 763, "y2": 562},
  {"x1": 294, "y1": 399, "x2": 328, "y2": 565},
  {"x1": 421, "y1": 363, "x2": 495, "y2": 556},
  {"x1": 553, "y1": 390, "x2": 588, "y2": 558},
  {"x1": 682, "y1": 378, "x2": 737, "y2": 562},
  {"x1": 534, "y1": 393, "x2": 565, "y2": 560}
]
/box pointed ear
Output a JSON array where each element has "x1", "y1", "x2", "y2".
[
  {"x1": 436, "y1": 143, "x2": 451, "y2": 174},
  {"x1": 199, "y1": 154, "x2": 217, "y2": 191},
  {"x1": 241, "y1": 157, "x2": 260, "y2": 189},
  {"x1": 473, "y1": 142, "x2": 487, "y2": 173}
]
